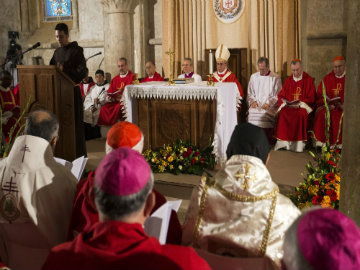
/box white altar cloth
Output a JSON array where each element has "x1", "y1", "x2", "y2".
[{"x1": 122, "y1": 81, "x2": 241, "y2": 163}]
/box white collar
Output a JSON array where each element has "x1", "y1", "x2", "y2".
[
  {"x1": 217, "y1": 68, "x2": 228, "y2": 75},
  {"x1": 0, "y1": 85, "x2": 10, "y2": 92},
  {"x1": 335, "y1": 71, "x2": 346, "y2": 79},
  {"x1": 293, "y1": 73, "x2": 303, "y2": 82},
  {"x1": 148, "y1": 74, "x2": 154, "y2": 79},
  {"x1": 120, "y1": 71, "x2": 129, "y2": 78}
]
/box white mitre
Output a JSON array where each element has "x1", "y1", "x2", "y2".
[{"x1": 215, "y1": 44, "x2": 230, "y2": 62}]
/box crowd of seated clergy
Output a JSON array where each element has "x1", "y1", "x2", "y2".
[
  {"x1": 247, "y1": 56, "x2": 345, "y2": 152},
  {"x1": 0, "y1": 111, "x2": 357, "y2": 269}
]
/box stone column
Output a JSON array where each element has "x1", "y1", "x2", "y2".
[
  {"x1": 339, "y1": 1, "x2": 360, "y2": 225},
  {"x1": 100, "y1": 0, "x2": 137, "y2": 77}
]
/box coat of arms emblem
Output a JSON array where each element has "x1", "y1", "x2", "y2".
[{"x1": 213, "y1": 0, "x2": 245, "y2": 24}]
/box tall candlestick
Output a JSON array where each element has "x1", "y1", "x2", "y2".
[{"x1": 209, "y1": 50, "x2": 214, "y2": 74}]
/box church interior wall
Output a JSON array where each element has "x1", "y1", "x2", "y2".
[
  {"x1": 301, "y1": 0, "x2": 347, "y2": 86},
  {"x1": 0, "y1": 0, "x2": 21, "y2": 64},
  {"x1": 1, "y1": 0, "x2": 162, "y2": 81}
]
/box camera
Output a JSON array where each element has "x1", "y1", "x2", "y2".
[
  {"x1": 8, "y1": 31, "x2": 19, "y2": 40},
  {"x1": 6, "y1": 31, "x2": 22, "y2": 68}
]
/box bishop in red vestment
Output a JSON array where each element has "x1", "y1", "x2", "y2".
[
  {"x1": 43, "y1": 148, "x2": 210, "y2": 270},
  {"x1": 210, "y1": 44, "x2": 244, "y2": 102},
  {"x1": 97, "y1": 58, "x2": 134, "y2": 126},
  {"x1": 312, "y1": 56, "x2": 345, "y2": 146},
  {"x1": 67, "y1": 122, "x2": 182, "y2": 244},
  {"x1": 0, "y1": 71, "x2": 20, "y2": 139},
  {"x1": 141, "y1": 60, "x2": 164, "y2": 83},
  {"x1": 274, "y1": 60, "x2": 316, "y2": 152}
]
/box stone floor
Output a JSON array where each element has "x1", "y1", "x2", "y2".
[{"x1": 86, "y1": 139, "x2": 313, "y2": 224}]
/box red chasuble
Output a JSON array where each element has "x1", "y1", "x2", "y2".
[
  {"x1": 141, "y1": 72, "x2": 164, "y2": 83},
  {"x1": 211, "y1": 69, "x2": 244, "y2": 97},
  {"x1": 275, "y1": 72, "x2": 316, "y2": 142},
  {"x1": 97, "y1": 71, "x2": 134, "y2": 126},
  {"x1": 79, "y1": 81, "x2": 95, "y2": 98},
  {"x1": 67, "y1": 171, "x2": 182, "y2": 244},
  {"x1": 312, "y1": 71, "x2": 345, "y2": 145},
  {"x1": 43, "y1": 221, "x2": 210, "y2": 270},
  {"x1": 0, "y1": 87, "x2": 20, "y2": 138}
]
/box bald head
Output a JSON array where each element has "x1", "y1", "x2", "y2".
[{"x1": 25, "y1": 110, "x2": 59, "y2": 143}]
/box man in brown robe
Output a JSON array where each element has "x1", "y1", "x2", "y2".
[{"x1": 50, "y1": 23, "x2": 87, "y2": 157}]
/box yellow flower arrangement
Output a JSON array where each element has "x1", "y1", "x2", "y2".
[{"x1": 143, "y1": 140, "x2": 215, "y2": 175}]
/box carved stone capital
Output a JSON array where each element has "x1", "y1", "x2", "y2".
[{"x1": 100, "y1": 0, "x2": 138, "y2": 14}]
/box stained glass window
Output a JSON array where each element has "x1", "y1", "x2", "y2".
[{"x1": 43, "y1": 0, "x2": 72, "y2": 22}]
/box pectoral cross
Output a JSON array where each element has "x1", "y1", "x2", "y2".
[
  {"x1": 292, "y1": 87, "x2": 302, "y2": 101},
  {"x1": 2, "y1": 176, "x2": 18, "y2": 194},
  {"x1": 20, "y1": 145, "x2": 30, "y2": 163},
  {"x1": 332, "y1": 83, "x2": 342, "y2": 97},
  {"x1": 234, "y1": 163, "x2": 256, "y2": 190},
  {"x1": 225, "y1": 0, "x2": 233, "y2": 8}
]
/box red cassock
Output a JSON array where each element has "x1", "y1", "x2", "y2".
[
  {"x1": 275, "y1": 72, "x2": 316, "y2": 142},
  {"x1": 141, "y1": 72, "x2": 164, "y2": 83},
  {"x1": 43, "y1": 221, "x2": 210, "y2": 270},
  {"x1": 79, "y1": 81, "x2": 95, "y2": 98},
  {"x1": 97, "y1": 71, "x2": 135, "y2": 126},
  {"x1": 67, "y1": 171, "x2": 182, "y2": 244},
  {"x1": 211, "y1": 70, "x2": 244, "y2": 97},
  {"x1": 0, "y1": 88, "x2": 20, "y2": 138},
  {"x1": 312, "y1": 71, "x2": 344, "y2": 145}
]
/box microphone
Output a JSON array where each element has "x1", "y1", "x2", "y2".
[
  {"x1": 31, "y1": 42, "x2": 41, "y2": 49},
  {"x1": 22, "y1": 42, "x2": 41, "y2": 54},
  {"x1": 86, "y1": 52, "x2": 102, "y2": 61}
]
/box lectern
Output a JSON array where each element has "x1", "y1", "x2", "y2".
[{"x1": 17, "y1": 65, "x2": 77, "y2": 161}]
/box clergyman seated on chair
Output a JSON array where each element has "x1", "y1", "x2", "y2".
[
  {"x1": 182, "y1": 123, "x2": 300, "y2": 269},
  {"x1": 42, "y1": 147, "x2": 211, "y2": 270},
  {"x1": 0, "y1": 109, "x2": 77, "y2": 269},
  {"x1": 83, "y1": 69, "x2": 109, "y2": 140},
  {"x1": 97, "y1": 57, "x2": 134, "y2": 126}
]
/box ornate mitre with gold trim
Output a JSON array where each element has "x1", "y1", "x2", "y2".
[{"x1": 215, "y1": 44, "x2": 230, "y2": 62}]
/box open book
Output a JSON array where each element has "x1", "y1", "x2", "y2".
[
  {"x1": 326, "y1": 96, "x2": 341, "y2": 104},
  {"x1": 144, "y1": 200, "x2": 182, "y2": 245},
  {"x1": 282, "y1": 98, "x2": 300, "y2": 105},
  {"x1": 54, "y1": 156, "x2": 88, "y2": 180}
]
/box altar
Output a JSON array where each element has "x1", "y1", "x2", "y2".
[{"x1": 123, "y1": 81, "x2": 240, "y2": 163}]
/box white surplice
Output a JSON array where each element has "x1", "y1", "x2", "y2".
[
  {"x1": 83, "y1": 82, "x2": 110, "y2": 125},
  {"x1": 247, "y1": 72, "x2": 282, "y2": 128},
  {"x1": 0, "y1": 135, "x2": 77, "y2": 247},
  {"x1": 182, "y1": 155, "x2": 300, "y2": 268}
]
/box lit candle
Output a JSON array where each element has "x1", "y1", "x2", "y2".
[{"x1": 209, "y1": 50, "x2": 213, "y2": 74}]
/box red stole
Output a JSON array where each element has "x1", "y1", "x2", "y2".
[
  {"x1": 141, "y1": 72, "x2": 164, "y2": 83},
  {"x1": 97, "y1": 71, "x2": 135, "y2": 126},
  {"x1": 211, "y1": 70, "x2": 244, "y2": 97},
  {"x1": 43, "y1": 221, "x2": 210, "y2": 270},
  {"x1": 276, "y1": 72, "x2": 316, "y2": 141},
  {"x1": 313, "y1": 71, "x2": 345, "y2": 144},
  {"x1": 67, "y1": 171, "x2": 182, "y2": 244},
  {"x1": 79, "y1": 81, "x2": 95, "y2": 98}
]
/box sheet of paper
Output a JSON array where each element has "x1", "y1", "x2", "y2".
[
  {"x1": 167, "y1": 200, "x2": 182, "y2": 212},
  {"x1": 54, "y1": 157, "x2": 73, "y2": 170},
  {"x1": 71, "y1": 156, "x2": 88, "y2": 180},
  {"x1": 54, "y1": 156, "x2": 88, "y2": 180},
  {"x1": 144, "y1": 202, "x2": 175, "y2": 245}
]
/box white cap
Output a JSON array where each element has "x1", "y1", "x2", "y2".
[{"x1": 215, "y1": 44, "x2": 230, "y2": 62}]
